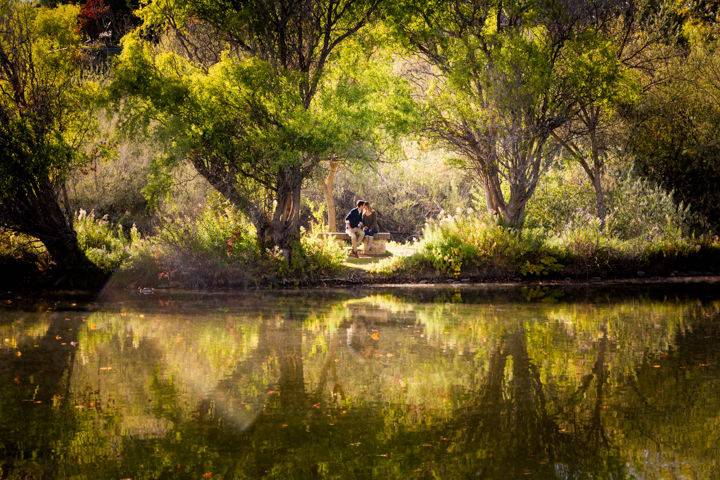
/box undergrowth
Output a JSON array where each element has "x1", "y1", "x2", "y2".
[{"x1": 371, "y1": 212, "x2": 720, "y2": 280}]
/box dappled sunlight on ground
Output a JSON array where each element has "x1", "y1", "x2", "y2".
[{"x1": 342, "y1": 242, "x2": 416, "y2": 272}]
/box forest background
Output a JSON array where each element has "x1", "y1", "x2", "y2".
[{"x1": 2, "y1": 0, "x2": 720, "y2": 288}]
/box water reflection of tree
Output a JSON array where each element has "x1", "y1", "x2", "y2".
[
  {"x1": 436, "y1": 321, "x2": 624, "y2": 479},
  {"x1": 3, "y1": 296, "x2": 720, "y2": 479},
  {"x1": 0, "y1": 309, "x2": 84, "y2": 477}
]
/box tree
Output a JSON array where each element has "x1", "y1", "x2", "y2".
[
  {"x1": 628, "y1": 28, "x2": 720, "y2": 231},
  {"x1": 0, "y1": 0, "x2": 101, "y2": 281},
  {"x1": 552, "y1": 0, "x2": 680, "y2": 229},
  {"x1": 389, "y1": 0, "x2": 597, "y2": 228},
  {"x1": 112, "y1": 0, "x2": 413, "y2": 257}
]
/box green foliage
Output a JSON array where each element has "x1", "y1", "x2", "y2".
[
  {"x1": 155, "y1": 195, "x2": 258, "y2": 265},
  {"x1": 525, "y1": 166, "x2": 597, "y2": 234},
  {"x1": 373, "y1": 206, "x2": 718, "y2": 280},
  {"x1": 273, "y1": 200, "x2": 346, "y2": 281},
  {"x1": 526, "y1": 166, "x2": 693, "y2": 241},
  {"x1": 0, "y1": 1, "x2": 96, "y2": 197},
  {"x1": 0, "y1": 0, "x2": 106, "y2": 279},
  {"x1": 629, "y1": 37, "x2": 720, "y2": 230},
  {"x1": 139, "y1": 195, "x2": 265, "y2": 287},
  {"x1": 382, "y1": 213, "x2": 563, "y2": 278},
  {"x1": 109, "y1": 1, "x2": 415, "y2": 254},
  {"x1": 75, "y1": 210, "x2": 141, "y2": 272},
  {"x1": 606, "y1": 176, "x2": 692, "y2": 241},
  {"x1": 112, "y1": 28, "x2": 415, "y2": 199},
  {"x1": 551, "y1": 219, "x2": 627, "y2": 272},
  {"x1": 117, "y1": 195, "x2": 345, "y2": 288}
]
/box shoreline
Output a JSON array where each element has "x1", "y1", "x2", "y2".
[{"x1": 2, "y1": 274, "x2": 719, "y2": 301}]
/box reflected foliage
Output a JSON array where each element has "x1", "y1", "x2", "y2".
[{"x1": 1, "y1": 292, "x2": 719, "y2": 478}]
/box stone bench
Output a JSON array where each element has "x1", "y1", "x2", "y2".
[{"x1": 322, "y1": 232, "x2": 392, "y2": 255}]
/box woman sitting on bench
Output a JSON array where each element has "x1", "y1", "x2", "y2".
[{"x1": 362, "y1": 202, "x2": 378, "y2": 251}]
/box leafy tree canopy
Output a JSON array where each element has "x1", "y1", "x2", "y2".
[{"x1": 111, "y1": 0, "x2": 415, "y2": 251}]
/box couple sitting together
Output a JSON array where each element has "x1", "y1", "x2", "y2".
[{"x1": 344, "y1": 200, "x2": 378, "y2": 257}]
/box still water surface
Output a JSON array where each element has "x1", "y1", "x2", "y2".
[{"x1": 1, "y1": 286, "x2": 719, "y2": 479}]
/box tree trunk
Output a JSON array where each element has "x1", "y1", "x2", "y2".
[
  {"x1": 482, "y1": 173, "x2": 504, "y2": 218},
  {"x1": 324, "y1": 161, "x2": 338, "y2": 231},
  {"x1": 592, "y1": 174, "x2": 607, "y2": 231},
  {"x1": 269, "y1": 164, "x2": 303, "y2": 259},
  {"x1": 501, "y1": 197, "x2": 528, "y2": 229},
  {"x1": 278, "y1": 322, "x2": 307, "y2": 411},
  {"x1": 35, "y1": 211, "x2": 103, "y2": 286},
  {"x1": 10, "y1": 182, "x2": 103, "y2": 287},
  {"x1": 482, "y1": 175, "x2": 527, "y2": 229}
]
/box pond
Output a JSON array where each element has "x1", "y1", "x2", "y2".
[{"x1": 1, "y1": 284, "x2": 719, "y2": 479}]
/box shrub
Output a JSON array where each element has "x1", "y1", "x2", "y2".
[
  {"x1": 525, "y1": 165, "x2": 693, "y2": 242},
  {"x1": 123, "y1": 195, "x2": 345, "y2": 288},
  {"x1": 525, "y1": 166, "x2": 597, "y2": 234},
  {"x1": 382, "y1": 213, "x2": 563, "y2": 278},
  {"x1": 606, "y1": 176, "x2": 691, "y2": 241},
  {"x1": 144, "y1": 194, "x2": 264, "y2": 287},
  {"x1": 280, "y1": 204, "x2": 347, "y2": 281},
  {"x1": 550, "y1": 219, "x2": 629, "y2": 275},
  {"x1": 75, "y1": 209, "x2": 141, "y2": 272}
]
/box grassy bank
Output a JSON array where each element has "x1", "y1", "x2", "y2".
[
  {"x1": 368, "y1": 216, "x2": 720, "y2": 283},
  {"x1": 2, "y1": 207, "x2": 719, "y2": 290}
]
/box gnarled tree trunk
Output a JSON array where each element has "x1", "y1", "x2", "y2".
[
  {"x1": 32, "y1": 198, "x2": 102, "y2": 285},
  {"x1": 2, "y1": 176, "x2": 102, "y2": 287},
  {"x1": 269, "y1": 164, "x2": 303, "y2": 259}
]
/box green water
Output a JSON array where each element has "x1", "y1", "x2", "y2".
[{"x1": 1, "y1": 286, "x2": 719, "y2": 479}]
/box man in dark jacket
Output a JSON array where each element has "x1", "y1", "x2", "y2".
[{"x1": 345, "y1": 200, "x2": 365, "y2": 257}]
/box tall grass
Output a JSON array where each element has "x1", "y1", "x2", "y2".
[
  {"x1": 372, "y1": 211, "x2": 720, "y2": 280},
  {"x1": 112, "y1": 195, "x2": 346, "y2": 288},
  {"x1": 373, "y1": 213, "x2": 562, "y2": 279}
]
